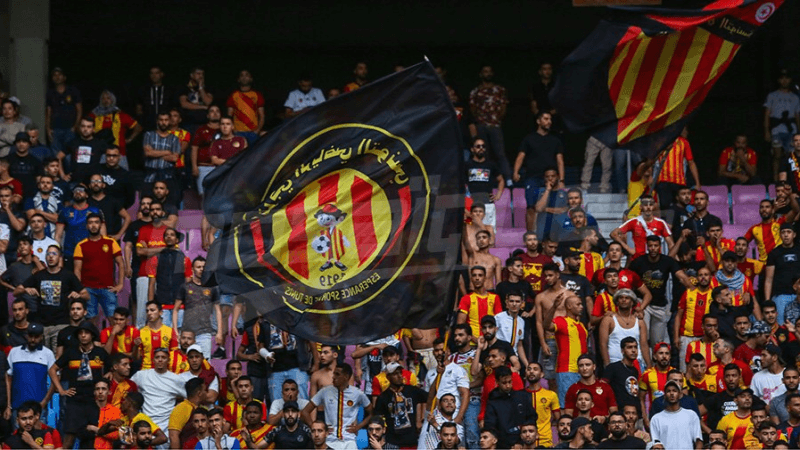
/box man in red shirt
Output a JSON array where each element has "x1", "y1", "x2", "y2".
[
  {"x1": 73, "y1": 212, "x2": 124, "y2": 327},
  {"x1": 718, "y1": 134, "x2": 759, "y2": 186},
  {"x1": 519, "y1": 231, "x2": 552, "y2": 296},
  {"x1": 134, "y1": 202, "x2": 169, "y2": 327},
  {"x1": 734, "y1": 321, "x2": 770, "y2": 373},
  {"x1": 592, "y1": 242, "x2": 652, "y2": 310},
  {"x1": 101, "y1": 307, "x2": 139, "y2": 357},
  {"x1": 226, "y1": 70, "x2": 265, "y2": 144},
  {"x1": 209, "y1": 116, "x2": 248, "y2": 166},
  {"x1": 563, "y1": 354, "x2": 617, "y2": 419},
  {"x1": 190, "y1": 105, "x2": 221, "y2": 195},
  {"x1": 610, "y1": 195, "x2": 674, "y2": 259}
]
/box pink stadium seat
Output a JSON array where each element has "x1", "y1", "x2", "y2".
[
  {"x1": 184, "y1": 229, "x2": 207, "y2": 260},
  {"x1": 703, "y1": 185, "x2": 728, "y2": 206},
  {"x1": 495, "y1": 228, "x2": 526, "y2": 248},
  {"x1": 707, "y1": 203, "x2": 730, "y2": 224},
  {"x1": 731, "y1": 185, "x2": 767, "y2": 204},
  {"x1": 493, "y1": 189, "x2": 512, "y2": 229},
  {"x1": 768, "y1": 184, "x2": 776, "y2": 199},
  {"x1": 489, "y1": 247, "x2": 515, "y2": 260},
  {"x1": 724, "y1": 224, "x2": 750, "y2": 241},
  {"x1": 512, "y1": 188, "x2": 527, "y2": 229},
  {"x1": 178, "y1": 209, "x2": 204, "y2": 229},
  {"x1": 731, "y1": 204, "x2": 761, "y2": 226}
]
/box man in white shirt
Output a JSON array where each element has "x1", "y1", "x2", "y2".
[
  {"x1": 301, "y1": 363, "x2": 372, "y2": 450},
  {"x1": 751, "y1": 344, "x2": 786, "y2": 403},
  {"x1": 425, "y1": 337, "x2": 469, "y2": 419},
  {"x1": 28, "y1": 213, "x2": 58, "y2": 261},
  {"x1": 130, "y1": 347, "x2": 186, "y2": 439},
  {"x1": 494, "y1": 291, "x2": 527, "y2": 365},
  {"x1": 284, "y1": 75, "x2": 325, "y2": 118},
  {"x1": 650, "y1": 380, "x2": 702, "y2": 450}
]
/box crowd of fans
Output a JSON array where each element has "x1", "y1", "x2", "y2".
[{"x1": 0, "y1": 59, "x2": 796, "y2": 450}]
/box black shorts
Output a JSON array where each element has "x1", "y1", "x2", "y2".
[{"x1": 61, "y1": 399, "x2": 98, "y2": 434}]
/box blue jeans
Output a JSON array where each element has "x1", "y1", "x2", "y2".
[
  {"x1": 556, "y1": 372, "x2": 581, "y2": 408},
  {"x1": 50, "y1": 128, "x2": 75, "y2": 154},
  {"x1": 161, "y1": 308, "x2": 184, "y2": 329},
  {"x1": 464, "y1": 396, "x2": 481, "y2": 450},
  {"x1": 773, "y1": 294, "x2": 795, "y2": 325},
  {"x1": 85, "y1": 288, "x2": 117, "y2": 319},
  {"x1": 269, "y1": 368, "x2": 310, "y2": 402},
  {"x1": 236, "y1": 131, "x2": 259, "y2": 145}
]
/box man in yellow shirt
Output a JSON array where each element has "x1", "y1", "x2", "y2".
[{"x1": 168, "y1": 377, "x2": 207, "y2": 447}]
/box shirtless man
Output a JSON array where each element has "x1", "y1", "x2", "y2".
[
  {"x1": 462, "y1": 203, "x2": 495, "y2": 264},
  {"x1": 465, "y1": 230, "x2": 502, "y2": 290},
  {"x1": 535, "y1": 263, "x2": 568, "y2": 393},
  {"x1": 407, "y1": 328, "x2": 438, "y2": 378},
  {"x1": 309, "y1": 344, "x2": 338, "y2": 397}
]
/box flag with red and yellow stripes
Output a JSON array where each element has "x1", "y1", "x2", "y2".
[
  {"x1": 202, "y1": 61, "x2": 464, "y2": 344},
  {"x1": 551, "y1": 0, "x2": 784, "y2": 158}
]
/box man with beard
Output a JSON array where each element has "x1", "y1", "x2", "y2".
[
  {"x1": 674, "y1": 266, "x2": 715, "y2": 371},
  {"x1": 5, "y1": 323, "x2": 55, "y2": 424},
  {"x1": 424, "y1": 338, "x2": 469, "y2": 424},
  {"x1": 257, "y1": 400, "x2": 311, "y2": 449},
  {"x1": 543, "y1": 291, "x2": 588, "y2": 408},
  {"x1": 535, "y1": 263, "x2": 568, "y2": 393},
  {"x1": 603, "y1": 337, "x2": 642, "y2": 414},
  {"x1": 232, "y1": 401, "x2": 273, "y2": 449},
  {"x1": 365, "y1": 416, "x2": 399, "y2": 450},
  {"x1": 702, "y1": 363, "x2": 766, "y2": 429},
  {"x1": 0, "y1": 298, "x2": 31, "y2": 349},
  {"x1": 74, "y1": 213, "x2": 124, "y2": 328},
  {"x1": 23, "y1": 174, "x2": 61, "y2": 238},
  {"x1": 514, "y1": 111, "x2": 563, "y2": 231},
  {"x1": 374, "y1": 362, "x2": 428, "y2": 448},
  {"x1": 707, "y1": 336, "x2": 754, "y2": 391},
  {"x1": 650, "y1": 380, "x2": 703, "y2": 450},
  {"x1": 555, "y1": 415, "x2": 573, "y2": 446},
  {"x1": 418, "y1": 394, "x2": 464, "y2": 450},
  {"x1": 87, "y1": 173, "x2": 130, "y2": 241},
  {"x1": 598, "y1": 289, "x2": 650, "y2": 368},
  {"x1": 770, "y1": 367, "x2": 800, "y2": 424},
  {"x1": 343, "y1": 62, "x2": 368, "y2": 93},
  {"x1": 611, "y1": 195, "x2": 674, "y2": 260},
  {"x1": 142, "y1": 112, "x2": 181, "y2": 207},
  {"x1": 54, "y1": 184, "x2": 102, "y2": 270},
  {"x1": 735, "y1": 320, "x2": 771, "y2": 373},
  {"x1": 734, "y1": 237, "x2": 765, "y2": 285},
  {"x1": 717, "y1": 251, "x2": 760, "y2": 314},
  {"x1": 472, "y1": 316, "x2": 520, "y2": 376},
  {"x1": 746, "y1": 199, "x2": 799, "y2": 263},
  {"x1": 559, "y1": 250, "x2": 594, "y2": 326},
  {"x1": 484, "y1": 365, "x2": 536, "y2": 449},
  {"x1": 464, "y1": 137, "x2": 504, "y2": 230},
  {"x1": 436, "y1": 421, "x2": 464, "y2": 450},
  {"x1": 524, "y1": 362, "x2": 559, "y2": 448},
  {"x1": 447, "y1": 324, "x2": 480, "y2": 449},
  {"x1": 190, "y1": 105, "x2": 221, "y2": 195},
  {"x1": 28, "y1": 214, "x2": 57, "y2": 263},
  {"x1": 554, "y1": 416, "x2": 594, "y2": 449},
  {"x1": 597, "y1": 411, "x2": 646, "y2": 449},
  {"x1": 134, "y1": 201, "x2": 169, "y2": 327},
  {"x1": 57, "y1": 116, "x2": 106, "y2": 185},
  {"x1": 2, "y1": 402, "x2": 56, "y2": 450},
  {"x1": 718, "y1": 387, "x2": 761, "y2": 449},
  {"x1": 519, "y1": 232, "x2": 553, "y2": 299},
  {"x1": 685, "y1": 353, "x2": 717, "y2": 408},
  {"x1": 638, "y1": 342, "x2": 673, "y2": 428},
  {"x1": 284, "y1": 73, "x2": 325, "y2": 118},
  {"x1": 178, "y1": 345, "x2": 219, "y2": 406},
  {"x1": 149, "y1": 181, "x2": 178, "y2": 227}
]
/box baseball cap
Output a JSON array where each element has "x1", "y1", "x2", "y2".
[
  {"x1": 566, "y1": 417, "x2": 591, "y2": 440},
  {"x1": 564, "y1": 249, "x2": 582, "y2": 258},
  {"x1": 27, "y1": 322, "x2": 44, "y2": 336},
  {"x1": 780, "y1": 222, "x2": 795, "y2": 231},
  {"x1": 765, "y1": 343, "x2": 782, "y2": 356},
  {"x1": 384, "y1": 362, "x2": 403, "y2": 374},
  {"x1": 51, "y1": 67, "x2": 64, "y2": 76},
  {"x1": 13, "y1": 132, "x2": 30, "y2": 144},
  {"x1": 283, "y1": 400, "x2": 300, "y2": 411},
  {"x1": 72, "y1": 184, "x2": 87, "y2": 193},
  {"x1": 780, "y1": 68, "x2": 791, "y2": 78},
  {"x1": 734, "y1": 387, "x2": 754, "y2": 397},
  {"x1": 664, "y1": 380, "x2": 682, "y2": 392},
  {"x1": 746, "y1": 320, "x2": 770, "y2": 335},
  {"x1": 480, "y1": 315, "x2": 496, "y2": 327},
  {"x1": 653, "y1": 342, "x2": 670, "y2": 351},
  {"x1": 186, "y1": 344, "x2": 203, "y2": 355},
  {"x1": 721, "y1": 250, "x2": 737, "y2": 261}
]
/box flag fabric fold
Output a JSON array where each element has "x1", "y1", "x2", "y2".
[{"x1": 202, "y1": 61, "x2": 464, "y2": 344}]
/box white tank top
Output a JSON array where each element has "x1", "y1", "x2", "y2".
[{"x1": 608, "y1": 314, "x2": 641, "y2": 364}]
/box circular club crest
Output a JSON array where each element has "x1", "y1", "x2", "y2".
[
  {"x1": 755, "y1": 2, "x2": 775, "y2": 23},
  {"x1": 241, "y1": 124, "x2": 429, "y2": 315}
]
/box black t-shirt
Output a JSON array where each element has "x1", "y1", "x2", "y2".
[
  {"x1": 176, "y1": 281, "x2": 218, "y2": 336},
  {"x1": 602, "y1": 361, "x2": 640, "y2": 411},
  {"x1": 703, "y1": 390, "x2": 766, "y2": 429},
  {"x1": 597, "y1": 436, "x2": 646, "y2": 449},
  {"x1": 530, "y1": 81, "x2": 554, "y2": 114},
  {"x1": 560, "y1": 273, "x2": 594, "y2": 324},
  {"x1": 495, "y1": 280, "x2": 536, "y2": 311},
  {"x1": 7, "y1": 153, "x2": 43, "y2": 199},
  {"x1": 89, "y1": 195, "x2": 125, "y2": 235},
  {"x1": 137, "y1": 84, "x2": 174, "y2": 130},
  {"x1": 629, "y1": 254, "x2": 682, "y2": 307},
  {"x1": 681, "y1": 213, "x2": 723, "y2": 246},
  {"x1": 55, "y1": 345, "x2": 107, "y2": 402},
  {"x1": 265, "y1": 424, "x2": 313, "y2": 449},
  {"x1": 123, "y1": 219, "x2": 151, "y2": 277},
  {"x1": 766, "y1": 245, "x2": 800, "y2": 296},
  {"x1": 100, "y1": 165, "x2": 135, "y2": 209},
  {"x1": 465, "y1": 159, "x2": 500, "y2": 202},
  {"x1": 2, "y1": 261, "x2": 37, "y2": 315},
  {"x1": 64, "y1": 138, "x2": 106, "y2": 185},
  {"x1": 23, "y1": 269, "x2": 84, "y2": 326},
  {"x1": 518, "y1": 132, "x2": 563, "y2": 178},
  {"x1": 177, "y1": 85, "x2": 214, "y2": 126},
  {"x1": 1, "y1": 322, "x2": 27, "y2": 349},
  {"x1": 56, "y1": 324, "x2": 80, "y2": 351},
  {"x1": 51, "y1": 178, "x2": 72, "y2": 204},
  {"x1": 479, "y1": 339, "x2": 516, "y2": 366},
  {"x1": 374, "y1": 385, "x2": 429, "y2": 447}
]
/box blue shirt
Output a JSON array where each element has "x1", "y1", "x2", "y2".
[
  {"x1": 57, "y1": 205, "x2": 101, "y2": 256},
  {"x1": 7, "y1": 345, "x2": 55, "y2": 408}
]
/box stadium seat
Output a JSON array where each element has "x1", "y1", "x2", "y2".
[
  {"x1": 724, "y1": 224, "x2": 750, "y2": 241},
  {"x1": 731, "y1": 185, "x2": 766, "y2": 205},
  {"x1": 731, "y1": 204, "x2": 761, "y2": 226},
  {"x1": 178, "y1": 209, "x2": 204, "y2": 229},
  {"x1": 703, "y1": 185, "x2": 728, "y2": 205},
  {"x1": 512, "y1": 188, "x2": 527, "y2": 229},
  {"x1": 489, "y1": 247, "x2": 516, "y2": 260},
  {"x1": 495, "y1": 228, "x2": 525, "y2": 248},
  {"x1": 707, "y1": 203, "x2": 730, "y2": 224},
  {"x1": 768, "y1": 184, "x2": 776, "y2": 199},
  {"x1": 493, "y1": 189, "x2": 512, "y2": 229},
  {"x1": 184, "y1": 229, "x2": 206, "y2": 260}
]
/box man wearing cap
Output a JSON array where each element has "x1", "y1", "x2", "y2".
[
  {"x1": 638, "y1": 342, "x2": 672, "y2": 426},
  {"x1": 47, "y1": 321, "x2": 107, "y2": 449},
  {"x1": 650, "y1": 379, "x2": 702, "y2": 449},
  {"x1": 130, "y1": 346, "x2": 186, "y2": 440},
  {"x1": 5, "y1": 322, "x2": 55, "y2": 423},
  {"x1": 735, "y1": 320, "x2": 770, "y2": 373},
  {"x1": 55, "y1": 183, "x2": 103, "y2": 270},
  {"x1": 373, "y1": 361, "x2": 429, "y2": 448},
  {"x1": 674, "y1": 266, "x2": 715, "y2": 372},
  {"x1": 717, "y1": 387, "x2": 760, "y2": 449},
  {"x1": 752, "y1": 344, "x2": 787, "y2": 403},
  {"x1": 553, "y1": 416, "x2": 594, "y2": 449},
  {"x1": 145, "y1": 227, "x2": 191, "y2": 328},
  {"x1": 598, "y1": 288, "x2": 650, "y2": 368},
  {"x1": 765, "y1": 223, "x2": 800, "y2": 324},
  {"x1": 7, "y1": 131, "x2": 42, "y2": 199},
  {"x1": 303, "y1": 363, "x2": 372, "y2": 450},
  {"x1": 178, "y1": 344, "x2": 219, "y2": 406}
]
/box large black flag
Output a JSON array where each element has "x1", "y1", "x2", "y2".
[{"x1": 202, "y1": 61, "x2": 464, "y2": 344}]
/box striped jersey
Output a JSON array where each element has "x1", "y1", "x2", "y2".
[
  {"x1": 100, "y1": 325, "x2": 139, "y2": 355},
  {"x1": 738, "y1": 259, "x2": 765, "y2": 283},
  {"x1": 696, "y1": 238, "x2": 736, "y2": 267},
  {"x1": 578, "y1": 252, "x2": 604, "y2": 282},
  {"x1": 458, "y1": 292, "x2": 502, "y2": 338},
  {"x1": 687, "y1": 374, "x2": 718, "y2": 393},
  {"x1": 685, "y1": 339, "x2": 716, "y2": 366},
  {"x1": 657, "y1": 136, "x2": 693, "y2": 184},
  {"x1": 553, "y1": 316, "x2": 588, "y2": 373},
  {"x1": 717, "y1": 411, "x2": 758, "y2": 450},
  {"x1": 138, "y1": 325, "x2": 178, "y2": 370},
  {"x1": 678, "y1": 287, "x2": 713, "y2": 337},
  {"x1": 311, "y1": 385, "x2": 370, "y2": 442},
  {"x1": 223, "y1": 400, "x2": 267, "y2": 430},
  {"x1": 745, "y1": 217, "x2": 786, "y2": 262},
  {"x1": 226, "y1": 90, "x2": 265, "y2": 132},
  {"x1": 91, "y1": 111, "x2": 139, "y2": 156},
  {"x1": 638, "y1": 366, "x2": 673, "y2": 402},
  {"x1": 591, "y1": 291, "x2": 617, "y2": 318}
]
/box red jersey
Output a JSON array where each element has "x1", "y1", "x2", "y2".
[
  {"x1": 593, "y1": 268, "x2": 643, "y2": 290},
  {"x1": 678, "y1": 287, "x2": 714, "y2": 337},
  {"x1": 458, "y1": 292, "x2": 502, "y2": 338},
  {"x1": 226, "y1": 90, "x2": 265, "y2": 131},
  {"x1": 745, "y1": 217, "x2": 786, "y2": 262},
  {"x1": 591, "y1": 291, "x2": 617, "y2": 318},
  {"x1": 696, "y1": 239, "x2": 735, "y2": 267},
  {"x1": 733, "y1": 343, "x2": 763, "y2": 373},
  {"x1": 138, "y1": 325, "x2": 178, "y2": 370},
  {"x1": 564, "y1": 379, "x2": 617, "y2": 416},
  {"x1": 91, "y1": 111, "x2": 139, "y2": 156},
  {"x1": 657, "y1": 136, "x2": 693, "y2": 184},
  {"x1": 191, "y1": 124, "x2": 220, "y2": 165},
  {"x1": 685, "y1": 339, "x2": 716, "y2": 365},
  {"x1": 718, "y1": 147, "x2": 757, "y2": 175},
  {"x1": 519, "y1": 253, "x2": 553, "y2": 295},
  {"x1": 708, "y1": 359, "x2": 753, "y2": 391},
  {"x1": 553, "y1": 316, "x2": 588, "y2": 373},
  {"x1": 136, "y1": 223, "x2": 168, "y2": 277},
  {"x1": 100, "y1": 325, "x2": 139, "y2": 354},
  {"x1": 209, "y1": 136, "x2": 247, "y2": 162},
  {"x1": 738, "y1": 258, "x2": 765, "y2": 283},
  {"x1": 223, "y1": 400, "x2": 267, "y2": 430},
  {"x1": 617, "y1": 216, "x2": 671, "y2": 258},
  {"x1": 108, "y1": 379, "x2": 137, "y2": 409},
  {"x1": 73, "y1": 236, "x2": 122, "y2": 288}
]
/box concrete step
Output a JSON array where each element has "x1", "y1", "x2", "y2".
[{"x1": 584, "y1": 193, "x2": 627, "y2": 204}]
